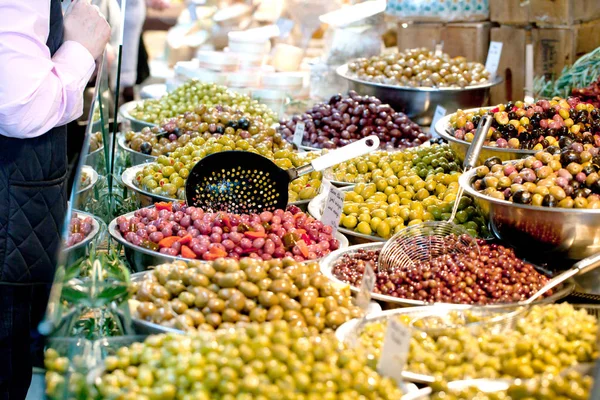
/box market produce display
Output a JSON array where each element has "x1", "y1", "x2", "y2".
[
  {"x1": 450, "y1": 97, "x2": 600, "y2": 150},
  {"x1": 89, "y1": 131, "x2": 102, "y2": 152},
  {"x1": 95, "y1": 322, "x2": 402, "y2": 400},
  {"x1": 472, "y1": 151, "x2": 600, "y2": 208},
  {"x1": 133, "y1": 142, "x2": 320, "y2": 203},
  {"x1": 116, "y1": 203, "x2": 340, "y2": 261},
  {"x1": 430, "y1": 369, "x2": 592, "y2": 400},
  {"x1": 572, "y1": 76, "x2": 600, "y2": 109},
  {"x1": 65, "y1": 213, "x2": 95, "y2": 248},
  {"x1": 329, "y1": 144, "x2": 460, "y2": 183},
  {"x1": 356, "y1": 304, "x2": 598, "y2": 381},
  {"x1": 129, "y1": 80, "x2": 277, "y2": 126},
  {"x1": 44, "y1": 348, "x2": 87, "y2": 400},
  {"x1": 279, "y1": 91, "x2": 429, "y2": 149},
  {"x1": 339, "y1": 172, "x2": 488, "y2": 239},
  {"x1": 347, "y1": 48, "x2": 490, "y2": 88},
  {"x1": 125, "y1": 105, "x2": 276, "y2": 157},
  {"x1": 132, "y1": 257, "x2": 362, "y2": 333},
  {"x1": 331, "y1": 240, "x2": 553, "y2": 304}
]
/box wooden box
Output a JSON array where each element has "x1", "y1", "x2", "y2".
[
  {"x1": 489, "y1": 0, "x2": 529, "y2": 25},
  {"x1": 490, "y1": 25, "x2": 528, "y2": 105},
  {"x1": 530, "y1": 0, "x2": 600, "y2": 26},
  {"x1": 396, "y1": 22, "x2": 491, "y2": 64}
]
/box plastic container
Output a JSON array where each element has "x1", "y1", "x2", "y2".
[
  {"x1": 233, "y1": 52, "x2": 266, "y2": 71},
  {"x1": 261, "y1": 72, "x2": 305, "y2": 95},
  {"x1": 196, "y1": 50, "x2": 239, "y2": 72},
  {"x1": 272, "y1": 43, "x2": 304, "y2": 72},
  {"x1": 228, "y1": 38, "x2": 271, "y2": 55}
]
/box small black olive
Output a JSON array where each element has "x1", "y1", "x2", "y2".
[
  {"x1": 484, "y1": 156, "x2": 503, "y2": 170},
  {"x1": 238, "y1": 118, "x2": 250, "y2": 130},
  {"x1": 560, "y1": 149, "x2": 581, "y2": 165},
  {"x1": 542, "y1": 194, "x2": 557, "y2": 207},
  {"x1": 583, "y1": 165, "x2": 595, "y2": 175},
  {"x1": 139, "y1": 142, "x2": 152, "y2": 155},
  {"x1": 575, "y1": 188, "x2": 592, "y2": 198},
  {"x1": 546, "y1": 145, "x2": 560, "y2": 155},
  {"x1": 512, "y1": 190, "x2": 532, "y2": 204},
  {"x1": 215, "y1": 125, "x2": 224, "y2": 134},
  {"x1": 558, "y1": 136, "x2": 573, "y2": 148},
  {"x1": 173, "y1": 127, "x2": 181, "y2": 137},
  {"x1": 329, "y1": 94, "x2": 342, "y2": 105}
]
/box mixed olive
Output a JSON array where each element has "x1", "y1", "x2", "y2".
[
  {"x1": 65, "y1": 213, "x2": 95, "y2": 248},
  {"x1": 279, "y1": 91, "x2": 429, "y2": 149},
  {"x1": 473, "y1": 150, "x2": 600, "y2": 208},
  {"x1": 131, "y1": 257, "x2": 362, "y2": 333},
  {"x1": 96, "y1": 322, "x2": 403, "y2": 400},
  {"x1": 451, "y1": 97, "x2": 600, "y2": 150},
  {"x1": 347, "y1": 48, "x2": 490, "y2": 88},
  {"x1": 130, "y1": 80, "x2": 277, "y2": 125}
]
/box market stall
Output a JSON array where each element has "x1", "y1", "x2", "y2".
[{"x1": 36, "y1": 0, "x2": 600, "y2": 399}]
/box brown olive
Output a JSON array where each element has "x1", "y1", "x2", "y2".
[
  {"x1": 222, "y1": 309, "x2": 240, "y2": 323},
  {"x1": 269, "y1": 279, "x2": 291, "y2": 294},
  {"x1": 207, "y1": 298, "x2": 226, "y2": 313},
  {"x1": 170, "y1": 299, "x2": 188, "y2": 314},
  {"x1": 152, "y1": 285, "x2": 170, "y2": 300},
  {"x1": 244, "y1": 266, "x2": 267, "y2": 282},
  {"x1": 249, "y1": 308, "x2": 267, "y2": 322},
  {"x1": 197, "y1": 263, "x2": 216, "y2": 278},
  {"x1": 136, "y1": 302, "x2": 156, "y2": 320},
  {"x1": 325, "y1": 311, "x2": 346, "y2": 328},
  {"x1": 165, "y1": 281, "x2": 186, "y2": 297},
  {"x1": 258, "y1": 291, "x2": 279, "y2": 308},
  {"x1": 178, "y1": 292, "x2": 195, "y2": 307},
  {"x1": 188, "y1": 273, "x2": 210, "y2": 287},
  {"x1": 239, "y1": 281, "x2": 260, "y2": 298},
  {"x1": 294, "y1": 274, "x2": 311, "y2": 289},
  {"x1": 205, "y1": 313, "x2": 222, "y2": 328},
  {"x1": 257, "y1": 278, "x2": 273, "y2": 291},
  {"x1": 226, "y1": 291, "x2": 247, "y2": 312},
  {"x1": 267, "y1": 305, "x2": 284, "y2": 321}
]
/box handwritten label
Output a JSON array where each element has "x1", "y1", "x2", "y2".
[
  {"x1": 293, "y1": 122, "x2": 306, "y2": 152},
  {"x1": 434, "y1": 41, "x2": 444, "y2": 57},
  {"x1": 430, "y1": 105, "x2": 446, "y2": 134},
  {"x1": 320, "y1": 178, "x2": 332, "y2": 195},
  {"x1": 378, "y1": 319, "x2": 412, "y2": 384},
  {"x1": 276, "y1": 18, "x2": 294, "y2": 39},
  {"x1": 321, "y1": 186, "x2": 344, "y2": 233},
  {"x1": 356, "y1": 262, "x2": 376, "y2": 311},
  {"x1": 485, "y1": 41, "x2": 503, "y2": 78}
]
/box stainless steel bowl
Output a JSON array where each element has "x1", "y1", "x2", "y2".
[
  {"x1": 119, "y1": 100, "x2": 158, "y2": 132},
  {"x1": 109, "y1": 208, "x2": 350, "y2": 273},
  {"x1": 336, "y1": 65, "x2": 503, "y2": 126},
  {"x1": 460, "y1": 168, "x2": 600, "y2": 262},
  {"x1": 435, "y1": 108, "x2": 535, "y2": 165},
  {"x1": 117, "y1": 134, "x2": 157, "y2": 166},
  {"x1": 321, "y1": 242, "x2": 574, "y2": 308},
  {"x1": 63, "y1": 211, "x2": 101, "y2": 261},
  {"x1": 75, "y1": 166, "x2": 99, "y2": 207},
  {"x1": 85, "y1": 145, "x2": 104, "y2": 168}
]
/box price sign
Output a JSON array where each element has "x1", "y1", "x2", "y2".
[
  {"x1": 430, "y1": 105, "x2": 446, "y2": 134},
  {"x1": 485, "y1": 41, "x2": 503, "y2": 78},
  {"x1": 356, "y1": 262, "x2": 376, "y2": 311},
  {"x1": 320, "y1": 178, "x2": 332, "y2": 195},
  {"x1": 321, "y1": 185, "x2": 344, "y2": 233},
  {"x1": 293, "y1": 122, "x2": 306, "y2": 152},
  {"x1": 378, "y1": 318, "x2": 412, "y2": 385}
]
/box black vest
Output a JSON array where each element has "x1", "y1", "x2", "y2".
[{"x1": 0, "y1": 0, "x2": 68, "y2": 284}]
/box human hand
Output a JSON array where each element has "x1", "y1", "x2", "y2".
[
  {"x1": 63, "y1": 0, "x2": 111, "y2": 60},
  {"x1": 147, "y1": 0, "x2": 171, "y2": 10}
]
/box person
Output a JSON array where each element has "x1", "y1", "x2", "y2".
[{"x1": 0, "y1": 1, "x2": 110, "y2": 398}]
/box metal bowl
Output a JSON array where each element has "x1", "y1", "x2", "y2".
[
  {"x1": 320, "y1": 242, "x2": 574, "y2": 308},
  {"x1": 85, "y1": 145, "x2": 104, "y2": 168},
  {"x1": 117, "y1": 134, "x2": 157, "y2": 166},
  {"x1": 460, "y1": 167, "x2": 600, "y2": 262},
  {"x1": 435, "y1": 107, "x2": 536, "y2": 165},
  {"x1": 108, "y1": 208, "x2": 349, "y2": 273},
  {"x1": 75, "y1": 166, "x2": 99, "y2": 207},
  {"x1": 308, "y1": 187, "x2": 386, "y2": 244},
  {"x1": 62, "y1": 210, "x2": 101, "y2": 260},
  {"x1": 119, "y1": 100, "x2": 158, "y2": 132},
  {"x1": 336, "y1": 64, "x2": 503, "y2": 126}
]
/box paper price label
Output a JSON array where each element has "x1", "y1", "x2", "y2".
[
  {"x1": 320, "y1": 179, "x2": 332, "y2": 195},
  {"x1": 430, "y1": 105, "x2": 446, "y2": 134},
  {"x1": 377, "y1": 319, "x2": 411, "y2": 384},
  {"x1": 434, "y1": 41, "x2": 444, "y2": 57},
  {"x1": 485, "y1": 41, "x2": 503, "y2": 78},
  {"x1": 356, "y1": 262, "x2": 376, "y2": 311},
  {"x1": 321, "y1": 186, "x2": 344, "y2": 233},
  {"x1": 293, "y1": 122, "x2": 306, "y2": 152}
]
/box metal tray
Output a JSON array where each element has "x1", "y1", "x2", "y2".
[
  {"x1": 320, "y1": 242, "x2": 575, "y2": 308},
  {"x1": 308, "y1": 187, "x2": 386, "y2": 243},
  {"x1": 108, "y1": 207, "x2": 349, "y2": 273}
]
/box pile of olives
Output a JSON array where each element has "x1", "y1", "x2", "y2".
[
  {"x1": 125, "y1": 105, "x2": 275, "y2": 157},
  {"x1": 430, "y1": 369, "x2": 592, "y2": 400},
  {"x1": 130, "y1": 80, "x2": 277, "y2": 125},
  {"x1": 347, "y1": 48, "x2": 490, "y2": 88},
  {"x1": 134, "y1": 144, "x2": 320, "y2": 203},
  {"x1": 339, "y1": 171, "x2": 488, "y2": 239},
  {"x1": 131, "y1": 258, "x2": 362, "y2": 333},
  {"x1": 96, "y1": 322, "x2": 403, "y2": 400},
  {"x1": 328, "y1": 144, "x2": 460, "y2": 184},
  {"x1": 357, "y1": 304, "x2": 598, "y2": 381},
  {"x1": 451, "y1": 97, "x2": 600, "y2": 150},
  {"x1": 44, "y1": 348, "x2": 87, "y2": 400},
  {"x1": 89, "y1": 131, "x2": 102, "y2": 152},
  {"x1": 473, "y1": 150, "x2": 600, "y2": 208}
]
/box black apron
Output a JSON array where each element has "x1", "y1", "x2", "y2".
[{"x1": 0, "y1": 0, "x2": 68, "y2": 284}]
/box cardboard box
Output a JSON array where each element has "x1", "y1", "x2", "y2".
[
  {"x1": 489, "y1": 0, "x2": 529, "y2": 25},
  {"x1": 530, "y1": 0, "x2": 600, "y2": 26},
  {"x1": 490, "y1": 25, "x2": 528, "y2": 105},
  {"x1": 397, "y1": 22, "x2": 491, "y2": 64}
]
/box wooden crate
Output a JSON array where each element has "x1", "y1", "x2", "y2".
[
  {"x1": 490, "y1": 0, "x2": 600, "y2": 26},
  {"x1": 396, "y1": 22, "x2": 491, "y2": 64},
  {"x1": 491, "y1": 18, "x2": 600, "y2": 104}
]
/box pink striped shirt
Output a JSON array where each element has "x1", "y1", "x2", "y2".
[{"x1": 0, "y1": 0, "x2": 96, "y2": 139}]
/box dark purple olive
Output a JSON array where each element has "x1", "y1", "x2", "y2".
[
  {"x1": 140, "y1": 142, "x2": 152, "y2": 155},
  {"x1": 512, "y1": 190, "x2": 532, "y2": 204},
  {"x1": 542, "y1": 194, "x2": 557, "y2": 207},
  {"x1": 484, "y1": 157, "x2": 502, "y2": 170}
]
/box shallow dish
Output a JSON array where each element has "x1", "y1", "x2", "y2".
[
  {"x1": 337, "y1": 64, "x2": 502, "y2": 126},
  {"x1": 108, "y1": 208, "x2": 349, "y2": 273},
  {"x1": 63, "y1": 211, "x2": 101, "y2": 261},
  {"x1": 119, "y1": 100, "x2": 158, "y2": 132},
  {"x1": 320, "y1": 242, "x2": 574, "y2": 308},
  {"x1": 76, "y1": 166, "x2": 99, "y2": 206},
  {"x1": 434, "y1": 107, "x2": 536, "y2": 165},
  {"x1": 117, "y1": 134, "x2": 157, "y2": 167}
]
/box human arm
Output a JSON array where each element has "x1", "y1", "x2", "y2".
[{"x1": 0, "y1": 0, "x2": 109, "y2": 139}]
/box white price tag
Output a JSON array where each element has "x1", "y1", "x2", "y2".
[
  {"x1": 356, "y1": 262, "x2": 376, "y2": 311},
  {"x1": 434, "y1": 41, "x2": 444, "y2": 57},
  {"x1": 485, "y1": 41, "x2": 503, "y2": 78},
  {"x1": 430, "y1": 105, "x2": 446, "y2": 134},
  {"x1": 378, "y1": 319, "x2": 412, "y2": 384},
  {"x1": 293, "y1": 122, "x2": 306, "y2": 152},
  {"x1": 321, "y1": 186, "x2": 344, "y2": 233},
  {"x1": 276, "y1": 18, "x2": 294, "y2": 39},
  {"x1": 320, "y1": 179, "x2": 332, "y2": 195}
]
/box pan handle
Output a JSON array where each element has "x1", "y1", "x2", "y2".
[
  {"x1": 463, "y1": 114, "x2": 493, "y2": 170},
  {"x1": 292, "y1": 135, "x2": 380, "y2": 178}
]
